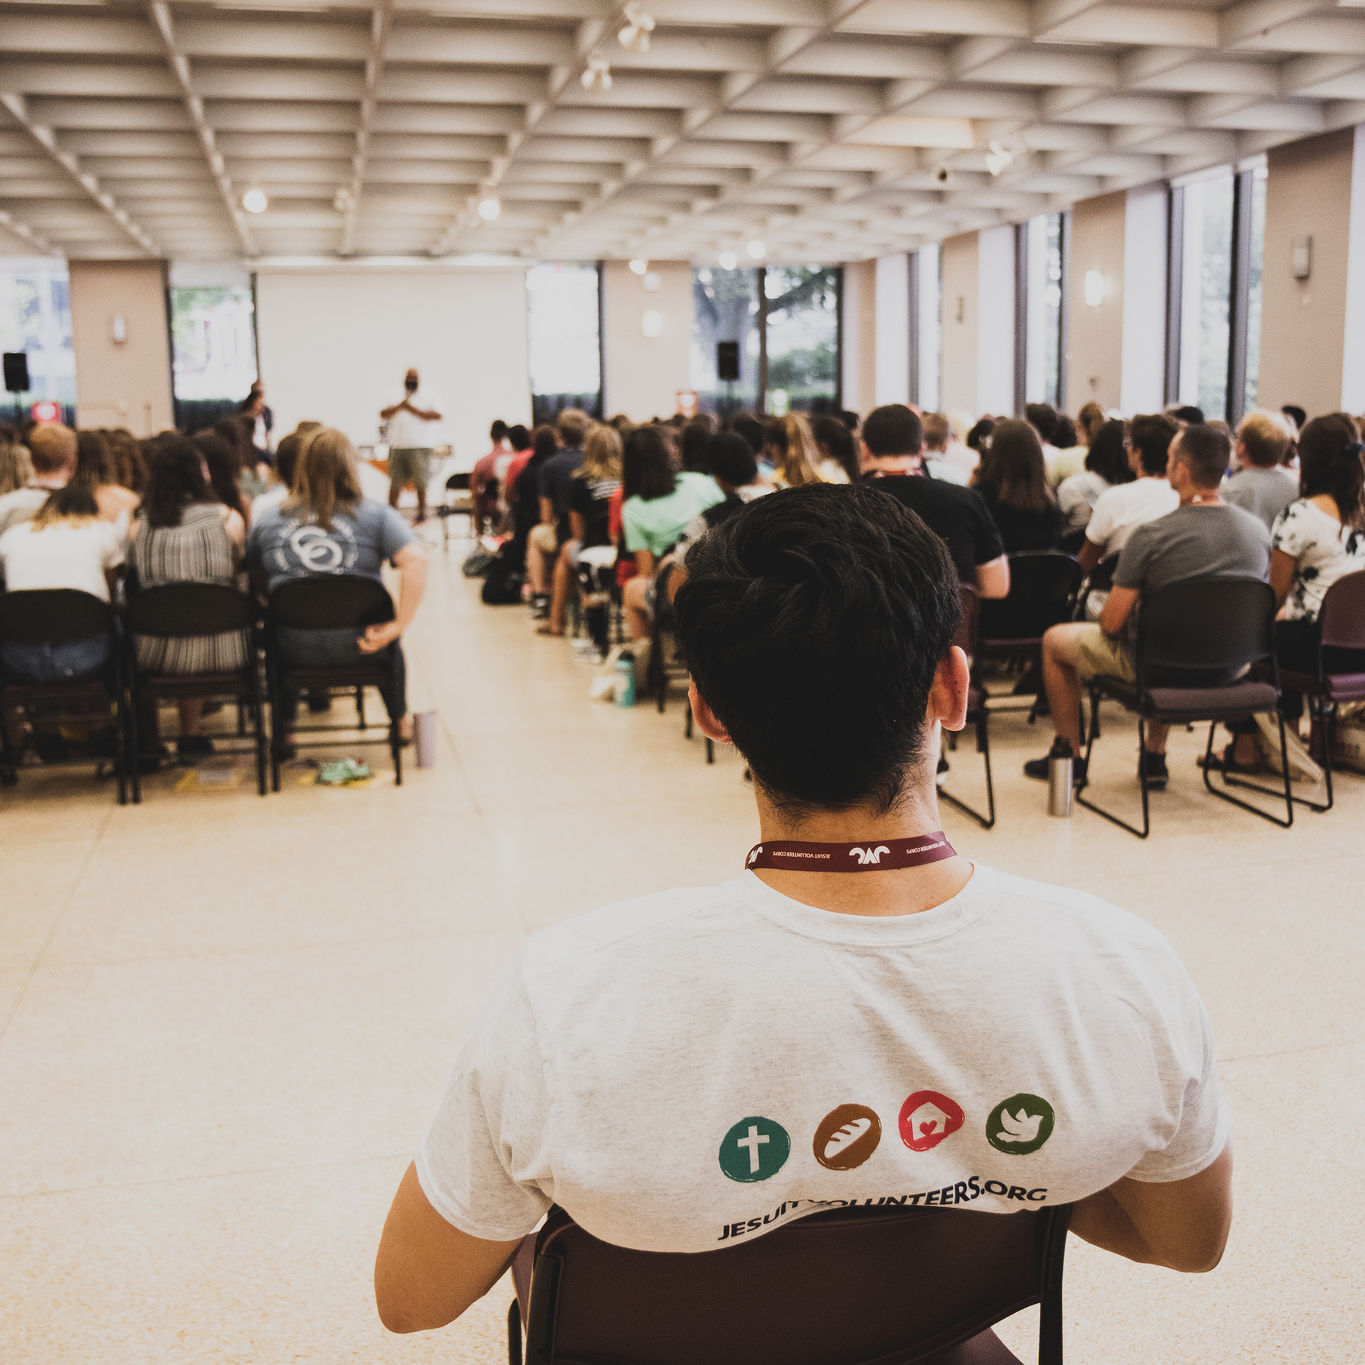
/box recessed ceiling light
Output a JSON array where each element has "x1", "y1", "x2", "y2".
[
  {"x1": 718, "y1": 250, "x2": 738, "y2": 271},
  {"x1": 241, "y1": 187, "x2": 267, "y2": 214},
  {"x1": 746, "y1": 239, "x2": 765, "y2": 259},
  {"x1": 581, "y1": 56, "x2": 612, "y2": 93},
  {"x1": 478, "y1": 196, "x2": 501, "y2": 222},
  {"x1": 628, "y1": 257, "x2": 648, "y2": 275}
]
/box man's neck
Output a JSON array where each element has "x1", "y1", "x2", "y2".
[
  {"x1": 750, "y1": 773, "x2": 972, "y2": 918},
  {"x1": 27, "y1": 474, "x2": 65, "y2": 490},
  {"x1": 865, "y1": 454, "x2": 923, "y2": 476},
  {"x1": 1180, "y1": 487, "x2": 1222, "y2": 507}
]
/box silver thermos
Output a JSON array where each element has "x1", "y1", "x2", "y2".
[{"x1": 1047, "y1": 749, "x2": 1074, "y2": 817}]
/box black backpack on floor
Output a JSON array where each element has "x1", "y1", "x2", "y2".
[{"x1": 481, "y1": 544, "x2": 526, "y2": 605}]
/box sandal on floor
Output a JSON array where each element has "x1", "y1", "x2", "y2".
[
  {"x1": 535, "y1": 624, "x2": 564, "y2": 637},
  {"x1": 1199, "y1": 743, "x2": 1262, "y2": 774}
]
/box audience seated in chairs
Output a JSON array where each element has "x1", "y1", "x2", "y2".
[
  {"x1": 74, "y1": 428, "x2": 139, "y2": 532},
  {"x1": 671, "y1": 433, "x2": 773, "y2": 564},
  {"x1": 0, "y1": 422, "x2": 77, "y2": 538},
  {"x1": 127, "y1": 437, "x2": 248, "y2": 761},
  {"x1": 526, "y1": 409, "x2": 591, "y2": 618},
  {"x1": 0, "y1": 483, "x2": 123, "y2": 684},
  {"x1": 1222, "y1": 410, "x2": 1298, "y2": 531},
  {"x1": 104, "y1": 427, "x2": 148, "y2": 496},
  {"x1": 810, "y1": 413, "x2": 862, "y2": 485},
  {"x1": 251, "y1": 423, "x2": 311, "y2": 518},
  {"x1": 679, "y1": 413, "x2": 718, "y2": 475},
  {"x1": 1058, "y1": 418, "x2": 1131, "y2": 541},
  {"x1": 859, "y1": 404, "x2": 1010, "y2": 601},
  {"x1": 971, "y1": 418, "x2": 1062, "y2": 552},
  {"x1": 504, "y1": 424, "x2": 558, "y2": 573},
  {"x1": 920, "y1": 411, "x2": 972, "y2": 485},
  {"x1": 763, "y1": 412, "x2": 822, "y2": 488},
  {"x1": 537, "y1": 423, "x2": 622, "y2": 639},
  {"x1": 621, "y1": 424, "x2": 723, "y2": 644},
  {"x1": 0, "y1": 425, "x2": 32, "y2": 496},
  {"x1": 1221, "y1": 412, "x2": 1365, "y2": 771},
  {"x1": 469, "y1": 419, "x2": 511, "y2": 530},
  {"x1": 1028, "y1": 424, "x2": 1270, "y2": 790},
  {"x1": 245, "y1": 427, "x2": 426, "y2": 749},
  {"x1": 195, "y1": 428, "x2": 253, "y2": 527}
]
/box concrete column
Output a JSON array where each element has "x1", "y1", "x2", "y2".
[
  {"x1": 976, "y1": 225, "x2": 1016, "y2": 417},
  {"x1": 1065, "y1": 191, "x2": 1126, "y2": 415},
  {"x1": 840, "y1": 258, "x2": 877, "y2": 417},
  {"x1": 873, "y1": 252, "x2": 910, "y2": 406},
  {"x1": 939, "y1": 231, "x2": 979, "y2": 422}
]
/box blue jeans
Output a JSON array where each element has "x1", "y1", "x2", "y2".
[
  {"x1": 276, "y1": 627, "x2": 406, "y2": 726},
  {"x1": 1, "y1": 637, "x2": 111, "y2": 683}
]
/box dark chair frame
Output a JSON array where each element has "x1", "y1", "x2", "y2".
[
  {"x1": 264, "y1": 575, "x2": 404, "y2": 790},
  {"x1": 508, "y1": 1201, "x2": 1072, "y2": 1365},
  {"x1": 0, "y1": 588, "x2": 130, "y2": 804},
  {"x1": 1234, "y1": 568, "x2": 1365, "y2": 815},
  {"x1": 938, "y1": 584, "x2": 995, "y2": 830},
  {"x1": 438, "y1": 470, "x2": 476, "y2": 550},
  {"x1": 124, "y1": 583, "x2": 268, "y2": 800},
  {"x1": 1077, "y1": 576, "x2": 1293, "y2": 839}
]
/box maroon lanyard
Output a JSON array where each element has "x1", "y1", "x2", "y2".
[{"x1": 745, "y1": 833, "x2": 956, "y2": 872}]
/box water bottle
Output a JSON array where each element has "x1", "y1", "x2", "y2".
[
  {"x1": 1047, "y1": 748, "x2": 1074, "y2": 817},
  {"x1": 614, "y1": 652, "x2": 637, "y2": 708}
]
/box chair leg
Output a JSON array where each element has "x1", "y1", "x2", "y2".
[
  {"x1": 252, "y1": 672, "x2": 268, "y2": 798},
  {"x1": 125, "y1": 674, "x2": 140, "y2": 805},
  {"x1": 269, "y1": 669, "x2": 283, "y2": 794},
  {"x1": 1204, "y1": 714, "x2": 1295, "y2": 828},
  {"x1": 507, "y1": 1299, "x2": 523, "y2": 1365},
  {"x1": 936, "y1": 707, "x2": 996, "y2": 830},
  {"x1": 1074, "y1": 692, "x2": 1151, "y2": 838},
  {"x1": 391, "y1": 701, "x2": 403, "y2": 786}
]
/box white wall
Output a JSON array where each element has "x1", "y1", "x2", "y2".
[
  {"x1": 1120, "y1": 186, "x2": 1168, "y2": 415},
  {"x1": 975, "y1": 226, "x2": 1015, "y2": 416},
  {"x1": 254, "y1": 265, "x2": 530, "y2": 468},
  {"x1": 601, "y1": 259, "x2": 692, "y2": 420},
  {"x1": 873, "y1": 252, "x2": 910, "y2": 405}
]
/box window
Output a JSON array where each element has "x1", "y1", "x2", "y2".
[
  {"x1": 915, "y1": 244, "x2": 941, "y2": 413},
  {"x1": 691, "y1": 265, "x2": 761, "y2": 417},
  {"x1": 527, "y1": 262, "x2": 602, "y2": 426},
  {"x1": 690, "y1": 263, "x2": 842, "y2": 417},
  {"x1": 1023, "y1": 214, "x2": 1065, "y2": 409},
  {"x1": 169, "y1": 265, "x2": 258, "y2": 432},
  {"x1": 763, "y1": 265, "x2": 840, "y2": 415},
  {"x1": 0, "y1": 259, "x2": 76, "y2": 422}
]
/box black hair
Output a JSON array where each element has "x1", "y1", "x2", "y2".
[
  {"x1": 508, "y1": 424, "x2": 531, "y2": 452},
  {"x1": 861, "y1": 404, "x2": 923, "y2": 458},
  {"x1": 681, "y1": 414, "x2": 718, "y2": 473},
  {"x1": 1129, "y1": 413, "x2": 1179, "y2": 476},
  {"x1": 965, "y1": 418, "x2": 995, "y2": 452},
  {"x1": 1085, "y1": 419, "x2": 1131, "y2": 485},
  {"x1": 1299, "y1": 413, "x2": 1364, "y2": 526},
  {"x1": 489, "y1": 419, "x2": 509, "y2": 443},
  {"x1": 1052, "y1": 415, "x2": 1078, "y2": 448},
  {"x1": 1024, "y1": 402, "x2": 1059, "y2": 444},
  {"x1": 1282, "y1": 404, "x2": 1307, "y2": 432},
  {"x1": 706, "y1": 432, "x2": 758, "y2": 489},
  {"x1": 622, "y1": 424, "x2": 677, "y2": 501},
  {"x1": 142, "y1": 437, "x2": 215, "y2": 529},
  {"x1": 810, "y1": 414, "x2": 861, "y2": 483},
  {"x1": 730, "y1": 413, "x2": 766, "y2": 456},
  {"x1": 192, "y1": 429, "x2": 247, "y2": 518},
  {"x1": 1172, "y1": 423, "x2": 1231, "y2": 489},
  {"x1": 1171, "y1": 404, "x2": 1206, "y2": 426},
  {"x1": 531, "y1": 424, "x2": 558, "y2": 460},
  {"x1": 675, "y1": 483, "x2": 961, "y2": 815}
]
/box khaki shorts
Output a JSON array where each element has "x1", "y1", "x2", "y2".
[
  {"x1": 388, "y1": 447, "x2": 432, "y2": 491},
  {"x1": 528, "y1": 524, "x2": 559, "y2": 557},
  {"x1": 1073, "y1": 624, "x2": 1137, "y2": 684}
]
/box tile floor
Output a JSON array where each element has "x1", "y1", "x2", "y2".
[{"x1": 1, "y1": 532, "x2": 1360, "y2": 1363}]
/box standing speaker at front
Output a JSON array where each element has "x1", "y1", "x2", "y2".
[
  {"x1": 3, "y1": 352, "x2": 30, "y2": 394},
  {"x1": 716, "y1": 341, "x2": 740, "y2": 383}
]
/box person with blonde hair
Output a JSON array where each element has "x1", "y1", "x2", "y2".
[
  {"x1": 763, "y1": 413, "x2": 821, "y2": 488},
  {"x1": 74, "y1": 428, "x2": 139, "y2": 531},
  {"x1": 0, "y1": 421, "x2": 77, "y2": 538},
  {"x1": 0, "y1": 426, "x2": 33, "y2": 496},
  {"x1": 245, "y1": 426, "x2": 427, "y2": 745},
  {"x1": 1077, "y1": 401, "x2": 1107, "y2": 447},
  {"x1": 538, "y1": 423, "x2": 624, "y2": 637},
  {"x1": 1223, "y1": 411, "x2": 1297, "y2": 531}
]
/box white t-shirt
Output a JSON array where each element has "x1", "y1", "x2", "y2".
[
  {"x1": 1057, "y1": 470, "x2": 1110, "y2": 534},
  {"x1": 0, "y1": 518, "x2": 123, "y2": 600},
  {"x1": 1272, "y1": 497, "x2": 1365, "y2": 622},
  {"x1": 925, "y1": 455, "x2": 970, "y2": 486},
  {"x1": 386, "y1": 389, "x2": 441, "y2": 449},
  {"x1": 418, "y1": 866, "x2": 1226, "y2": 1254},
  {"x1": 0, "y1": 485, "x2": 59, "y2": 539},
  {"x1": 1085, "y1": 478, "x2": 1179, "y2": 561}
]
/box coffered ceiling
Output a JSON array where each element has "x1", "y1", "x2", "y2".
[{"x1": 1, "y1": 0, "x2": 1363, "y2": 263}]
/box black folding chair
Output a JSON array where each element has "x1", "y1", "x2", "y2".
[
  {"x1": 439, "y1": 471, "x2": 476, "y2": 550},
  {"x1": 508, "y1": 1201, "x2": 1071, "y2": 1365},
  {"x1": 1077, "y1": 576, "x2": 1292, "y2": 838},
  {"x1": 938, "y1": 584, "x2": 995, "y2": 829},
  {"x1": 124, "y1": 583, "x2": 267, "y2": 800},
  {"x1": 0, "y1": 588, "x2": 130, "y2": 803},
  {"x1": 264, "y1": 575, "x2": 404, "y2": 790},
  {"x1": 1248, "y1": 568, "x2": 1365, "y2": 814},
  {"x1": 978, "y1": 552, "x2": 1082, "y2": 655}
]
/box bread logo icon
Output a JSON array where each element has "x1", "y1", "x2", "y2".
[
  {"x1": 813, "y1": 1104, "x2": 882, "y2": 1171},
  {"x1": 898, "y1": 1090, "x2": 966, "y2": 1152}
]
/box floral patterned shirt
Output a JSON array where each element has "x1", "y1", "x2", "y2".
[{"x1": 1271, "y1": 497, "x2": 1365, "y2": 622}]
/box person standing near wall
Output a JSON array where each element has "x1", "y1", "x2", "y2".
[{"x1": 381, "y1": 367, "x2": 443, "y2": 525}]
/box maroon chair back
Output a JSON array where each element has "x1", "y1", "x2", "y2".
[
  {"x1": 523, "y1": 1202, "x2": 1070, "y2": 1365},
  {"x1": 1318, "y1": 569, "x2": 1365, "y2": 653}
]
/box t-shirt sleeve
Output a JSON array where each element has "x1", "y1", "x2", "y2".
[
  {"x1": 622, "y1": 498, "x2": 648, "y2": 554},
  {"x1": 376, "y1": 504, "x2": 416, "y2": 562},
  {"x1": 1085, "y1": 492, "x2": 1115, "y2": 550},
  {"x1": 567, "y1": 478, "x2": 591, "y2": 518},
  {"x1": 966, "y1": 488, "x2": 1006, "y2": 565},
  {"x1": 1270, "y1": 501, "x2": 1309, "y2": 560},
  {"x1": 416, "y1": 968, "x2": 555, "y2": 1241},
  {"x1": 1125, "y1": 956, "x2": 1229, "y2": 1183}
]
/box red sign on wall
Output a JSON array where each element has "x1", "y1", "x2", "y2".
[{"x1": 30, "y1": 401, "x2": 60, "y2": 423}]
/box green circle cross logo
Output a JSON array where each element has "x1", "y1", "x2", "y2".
[
  {"x1": 719, "y1": 1116, "x2": 791, "y2": 1183},
  {"x1": 986, "y1": 1093, "x2": 1055, "y2": 1155}
]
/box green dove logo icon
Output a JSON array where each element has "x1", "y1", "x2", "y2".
[
  {"x1": 995, "y1": 1107, "x2": 1042, "y2": 1145},
  {"x1": 985, "y1": 1093, "x2": 1055, "y2": 1155}
]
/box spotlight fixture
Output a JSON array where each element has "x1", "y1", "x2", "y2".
[
  {"x1": 477, "y1": 195, "x2": 502, "y2": 222},
  {"x1": 618, "y1": 2, "x2": 655, "y2": 53},
  {"x1": 241, "y1": 187, "x2": 268, "y2": 214},
  {"x1": 746, "y1": 239, "x2": 765, "y2": 259},
  {"x1": 333, "y1": 186, "x2": 354, "y2": 213},
  {"x1": 581, "y1": 54, "x2": 613, "y2": 93},
  {"x1": 718, "y1": 250, "x2": 738, "y2": 271},
  {"x1": 628, "y1": 257, "x2": 648, "y2": 275},
  {"x1": 984, "y1": 140, "x2": 1014, "y2": 178}
]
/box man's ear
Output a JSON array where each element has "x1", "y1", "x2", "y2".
[
  {"x1": 689, "y1": 681, "x2": 732, "y2": 744},
  {"x1": 928, "y1": 647, "x2": 970, "y2": 734}
]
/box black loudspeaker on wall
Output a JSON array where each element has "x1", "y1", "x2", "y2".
[
  {"x1": 3, "y1": 352, "x2": 30, "y2": 394},
  {"x1": 715, "y1": 340, "x2": 740, "y2": 383}
]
